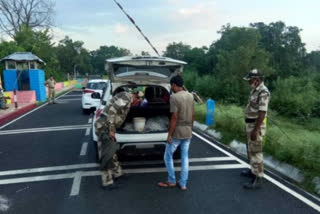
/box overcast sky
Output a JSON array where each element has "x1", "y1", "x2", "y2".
[{"x1": 53, "y1": 0, "x2": 320, "y2": 54}]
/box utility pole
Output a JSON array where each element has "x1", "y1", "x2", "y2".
[{"x1": 73, "y1": 64, "x2": 78, "y2": 79}]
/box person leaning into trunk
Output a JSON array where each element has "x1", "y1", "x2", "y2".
[
  {"x1": 94, "y1": 88, "x2": 143, "y2": 189},
  {"x1": 44, "y1": 75, "x2": 57, "y2": 104},
  {"x1": 158, "y1": 75, "x2": 195, "y2": 191},
  {"x1": 242, "y1": 69, "x2": 270, "y2": 189}
]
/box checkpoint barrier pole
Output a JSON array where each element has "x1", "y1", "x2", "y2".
[{"x1": 13, "y1": 89, "x2": 18, "y2": 109}]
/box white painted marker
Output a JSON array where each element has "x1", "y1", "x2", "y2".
[
  {"x1": 85, "y1": 128, "x2": 91, "y2": 136},
  {"x1": 70, "y1": 171, "x2": 82, "y2": 196},
  {"x1": 192, "y1": 132, "x2": 320, "y2": 213},
  {"x1": 80, "y1": 143, "x2": 88, "y2": 156}
]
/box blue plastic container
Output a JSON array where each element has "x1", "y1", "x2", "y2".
[{"x1": 206, "y1": 99, "x2": 215, "y2": 126}]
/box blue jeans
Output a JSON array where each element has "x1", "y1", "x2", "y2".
[{"x1": 164, "y1": 138, "x2": 191, "y2": 188}]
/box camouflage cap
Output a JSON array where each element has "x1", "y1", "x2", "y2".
[{"x1": 243, "y1": 69, "x2": 263, "y2": 80}]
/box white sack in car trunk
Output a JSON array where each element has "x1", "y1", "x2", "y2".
[{"x1": 123, "y1": 116, "x2": 169, "y2": 132}]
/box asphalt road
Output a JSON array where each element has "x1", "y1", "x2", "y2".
[{"x1": 0, "y1": 90, "x2": 319, "y2": 214}]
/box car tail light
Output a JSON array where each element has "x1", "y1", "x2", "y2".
[
  {"x1": 83, "y1": 89, "x2": 95, "y2": 94},
  {"x1": 96, "y1": 109, "x2": 103, "y2": 118}
]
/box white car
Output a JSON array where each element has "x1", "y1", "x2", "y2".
[
  {"x1": 91, "y1": 82, "x2": 111, "y2": 143},
  {"x1": 91, "y1": 56, "x2": 186, "y2": 157},
  {"x1": 81, "y1": 79, "x2": 109, "y2": 114}
]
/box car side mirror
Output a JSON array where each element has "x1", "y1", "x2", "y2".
[{"x1": 91, "y1": 92, "x2": 101, "y2": 99}]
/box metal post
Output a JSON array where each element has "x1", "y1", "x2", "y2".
[
  {"x1": 13, "y1": 89, "x2": 18, "y2": 108},
  {"x1": 73, "y1": 64, "x2": 78, "y2": 80}
]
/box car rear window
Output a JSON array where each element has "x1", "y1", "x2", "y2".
[{"x1": 87, "y1": 82, "x2": 108, "y2": 90}]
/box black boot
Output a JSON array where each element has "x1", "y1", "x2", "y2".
[
  {"x1": 243, "y1": 175, "x2": 263, "y2": 189},
  {"x1": 240, "y1": 169, "x2": 255, "y2": 178}
]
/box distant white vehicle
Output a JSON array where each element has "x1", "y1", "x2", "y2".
[
  {"x1": 81, "y1": 79, "x2": 109, "y2": 114},
  {"x1": 91, "y1": 56, "x2": 186, "y2": 158}
]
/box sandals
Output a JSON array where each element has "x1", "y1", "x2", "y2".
[
  {"x1": 157, "y1": 181, "x2": 177, "y2": 188},
  {"x1": 157, "y1": 181, "x2": 187, "y2": 191}
]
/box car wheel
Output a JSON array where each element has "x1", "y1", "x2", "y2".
[{"x1": 82, "y1": 108, "x2": 90, "y2": 114}]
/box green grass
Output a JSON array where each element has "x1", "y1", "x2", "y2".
[{"x1": 195, "y1": 103, "x2": 320, "y2": 195}]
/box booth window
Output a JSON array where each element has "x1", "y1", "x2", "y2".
[
  {"x1": 7, "y1": 61, "x2": 16, "y2": 69},
  {"x1": 30, "y1": 62, "x2": 36, "y2": 69}
]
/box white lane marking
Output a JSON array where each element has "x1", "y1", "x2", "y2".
[
  {"x1": 70, "y1": 171, "x2": 82, "y2": 196},
  {"x1": 0, "y1": 163, "x2": 99, "y2": 177},
  {"x1": 123, "y1": 157, "x2": 235, "y2": 166},
  {"x1": 0, "y1": 164, "x2": 245, "y2": 185},
  {"x1": 80, "y1": 143, "x2": 88, "y2": 156},
  {"x1": 63, "y1": 95, "x2": 82, "y2": 97},
  {"x1": 85, "y1": 127, "x2": 91, "y2": 136},
  {"x1": 57, "y1": 98, "x2": 81, "y2": 101},
  {"x1": 0, "y1": 195, "x2": 10, "y2": 212},
  {"x1": 0, "y1": 172, "x2": 75, "y2": 185},
  {"x1": 192, "y1": 132, "x2": 320, "y2": 212},
  {"x1": 88, "y1": 118, "x2": 92, "y2": 124},
  {"x1": 0, "y1": 157, "x2": 235, "y2": 177},
  {"x1": 0, "y1": 90, "x2": 73, "y2": 130},
  {"x1": 0, "y1": 125, "x2": 91, "y2": 135}
]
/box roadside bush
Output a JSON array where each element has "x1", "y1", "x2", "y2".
[
  {"x1": 182, "y1": 67, "x2": 199, "y2": 91},
  {"x1": 194, "y1": 75, "x2": 217, "y2": 99},
  {"x1": 270, "y1": 76, "x2": 320, "y2": 118}
]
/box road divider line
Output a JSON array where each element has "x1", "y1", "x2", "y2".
[
  {"x1": 57, "y1": 98, "x2": 81, "y2": 101},
  {"x1": 0, "y1": 125, "x2": 91, "y2": 135},
  {"x1": 122, "y1": 157, "x2": 236, "y2": 166},
  {"x1": 80, "y1": 143, "x2": 88, "y2": 156},
  {"x1": 70, "y1": 171, "x2": 82, "y2": 196},
  {"x1": 0, "y1": 163, "x2": 99, "y2": 177},
  {"x1": 85, "y1": 128, "x2": 91, "y2": 136},
  {"x1": 0, "y1": 164, "x2": 245, "y2": 185},
  {"x1": 63, "y1": 95, "x2": 82, "y2": 97},
  {"x1": 0, "y1": 172, "x2": 75, "y2": 185},
  {"x1": 192, "y1": 131, "x2": 320, "y2": 212},
  {"x1": 0, "y1": 157, "x2": 237, "y2": 177}
]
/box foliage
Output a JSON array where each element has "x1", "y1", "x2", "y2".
[
  {"x1": 195, "y1": 103, "x2": 320, "y2": 194},
  {"x1": 0, "y1": 0, "x2": 55, "y2": 37},
  {"x1": 90, "y1": 45, "x2": 131, "y2": 74},
  {"x1": 270, "y1": 76, "x2": 320, "y2": 117}
]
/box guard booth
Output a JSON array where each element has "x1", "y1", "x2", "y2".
[{"x1": 0, "y1": 52, "x2": 47, "y2": 101}]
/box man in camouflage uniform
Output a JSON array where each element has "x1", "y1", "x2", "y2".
[
  {"x1": 242, "y1": 69, "x2": 270, "y2": 189},
  {"x1": 95, "y1": 90, "x2": 143, "y2": 189},
  {"x1": 44, "y1": 75, "x2": 56, "y2": 104}
]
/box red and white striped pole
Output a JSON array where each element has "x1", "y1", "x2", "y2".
[{"x1": 13, "y1": 89, "x2": 18, "y2": 108}]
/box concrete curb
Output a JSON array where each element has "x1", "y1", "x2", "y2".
[{"x1": 0, "y1": 103, "x2": 37, "y2": 126}]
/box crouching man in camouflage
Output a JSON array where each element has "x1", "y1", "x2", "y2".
[
  {"x1": 94, "y1": 89, "x2": 143, "y2": 189},
  {"x1": 242, "y1": 69, "x2": 270, "y2": 189}
]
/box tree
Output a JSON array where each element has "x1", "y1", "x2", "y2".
[
  {"x1": 211, "y1": 26, "x2": 273, "y2": 104},
  {"x1": 163, "y1": 42, "x2": 191, "y2": 60},
  {"x1": 250, "y1": 21, "x2": 306, "y2": 77},
  {"x1": 0, "y1": 0, "x2": 55, "y2": 37},
  {"x1": 140, "y1": 51, "x2": 150, "y2": 56},
  {"x1": 13, "y1": 25, "x2": 62, "y2": 80},
  {"x1": 56, "y1": 36, "x2": 87, "y2": 76},
  {"x1": 90, "y1": 45, "x2": 131, "y2": 74}
]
